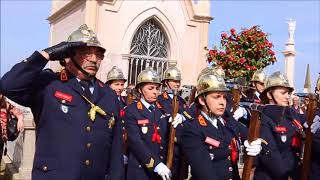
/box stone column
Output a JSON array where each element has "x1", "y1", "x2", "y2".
[{"x1": 282, "y1": 19, "x2": 296, "y2": 88}]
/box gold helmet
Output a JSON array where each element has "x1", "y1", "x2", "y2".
[
  {"x1": 162, "y1": 66, "x2": 182, "y2": 81},
  {"x1": 106, "y1": 66, "x2": 127, "y2": 83},
  {"x1": 196, "y1": 73, "x2": 229, "y2": 98},
  {"x1": 251, "y1": 69, "x2": 266, "y2": 83},
  {"x1": 67, "y1": 24, "x2": 105, "y2": 53},
  {"x1": 197, "y1": 66, "x2": 225, "y2": 81},
  {"x1": 136, "y1": 67, "x2": 161, "y2": 86},
  {"x1": 260, "y1": 71, "x2": 294, "y2": 99}
]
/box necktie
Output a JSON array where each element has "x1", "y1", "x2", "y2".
[
  {"x1": 80, "y1": 80, "x2": 92, "y2": 100},
  {"x1": 148, "y1": 105, "x2": 155, "y2": 112}
]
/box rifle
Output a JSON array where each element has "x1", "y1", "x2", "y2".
[
  {"x1": 232, "y1": 84, "x2": 241, "y2": 113},
  {"x1": 187, "y1": 86, "x2": 197, "y2": 106},
  {"x1": 166, "y1": 90, "x2": 179, "y2": 169},
  {"x1": 126, "y1": 88, "x2": 134, "y2": 105},
  {"x1": 123, "y1": 89, "x2": 134, "y2": 156},
  {"x1": 240, "y1": 102, "x2": 265, "y2": 180},
  {"x1": 300, "y1": 93, "x2": 318, "y2": 180}
]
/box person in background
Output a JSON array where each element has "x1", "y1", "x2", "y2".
[
  {"x1": 0, "y1": 93, "x2": 24, "y2": 162},
  {"x1": 106, "y1": 66, "x2": 127, "y2": 108},
  {"x1": 291, "y1": 95, "x2": 304, "y2": 114}
]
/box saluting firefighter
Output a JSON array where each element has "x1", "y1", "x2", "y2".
[
  {"x1": 181, "y1": 72, "x2": 262, "y2": 180},
  {"x1": 106, "y1": 66, "x2": 127, "y2": 108},
  {"x1": 255, "y1": 71, "x2": 320, "y2": 180},
  {"x1": 0, "y1": 25, "x2": 123, "y2": 180},
  {"x1": 124, "y1": 67, "x2": 183, "y2": 180}
]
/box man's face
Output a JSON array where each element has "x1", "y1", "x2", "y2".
[{"x1": 73, "y1": 46, "x2": 105, "y2": 76}]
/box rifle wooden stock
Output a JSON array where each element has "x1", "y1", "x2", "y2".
[
  {"x1": 126, "y1": 89, "x2": 134, "y2": 105},
  {"x1": 242, "y1": 110, "x2": 261, "y2": 180},
  {"x1": 232, "y1": 85, "x2": 241, "y2": 113},
  {"x1": 300, "y1": 93, "x2": 317, "y2": 180},
  {"x1": 187, "y1": 86, "x2": 197, "y2": 106},
  {"x1": 166, "y1": 90, "x2": 179, "y2": 169}
]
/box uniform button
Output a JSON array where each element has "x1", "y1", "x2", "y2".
[
  {"x1": 122, "y1": 120, "x2": 125, "y2": 123},
  {"x1": 209, "y1": 146, "x2": 213, "y2": 149},
  {"x1": 85, "y1": 160, "x2": 90, "y2": 166},
  {"x1": 138, "y1": 165, "x2": 142, "y2": 168},
  {"x1": 228, "y1": 156, "x2": 231, "y2": 160},
  {"x1": 42, "y1": 166, "x2": 48, "y2": 172},
  {"x1": 229, "y1": 167, "x2": 233, "y2": 171},
  {"x1": 160, "y1": 146, "x2": 163, "y2": 150},
  {"x1": 86, "y1": 143, "x2": 92, "y2": 148},
  {"x1": 160, "y1": 156, "x2": 164, "y2": 159},
  {"x1": 62, "y1": 100, "x2": 66, "y2": 103},
  {"x1": 23, "y1": 59, "x2": 28, "y2": 62},
  {"x1": 86, "y1": 126, "x2": 91, "y2": 132},
  {"x1": 229, "y1": 178, "x2": 232, "y2": 180},
  {"x1": 122, "y1": 127, "x2": 125, "y2": 130}
]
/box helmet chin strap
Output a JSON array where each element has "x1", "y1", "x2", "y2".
[
  {"x1": 71, "y1": 57, "x2": 94, "y2": 79},
  {"x1": 270, "y1": 91, "x2": 278, "y2": 105}
]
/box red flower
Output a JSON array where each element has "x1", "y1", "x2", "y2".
[
  {"x1": 251, "y1": 66, "x2": 257, "y2": 71},
  {"x1": 269, "y1": 50, "x2": 275, "y2": 56},
  {"x1": 207, "y1": 56, "x2": 213, "y2": 63},
  {"x1": 230, "y1": 28, "x2": 236, "y2": 35},
  {"x1": 219, "y1": 52, "x2": 225, "y2": 56},
  {"x1": 239, "y1": 58, "x2": 246, "y2": 64},
  {"x1": 209, "y1": 50, "x2": 217, "y2": 56},
  {"x1": 268, "y1": 42, "x2": 273, "y2": 48},
  {"x1": 245, "y1": 64, "x2": 251, "y2": 70},
  {"x1": 221, "y1": 33, "x2": 227, "y2": 39}
]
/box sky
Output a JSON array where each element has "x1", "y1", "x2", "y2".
[{"x1": 1, "y1": 0, "x2": 319, "y2": 92}]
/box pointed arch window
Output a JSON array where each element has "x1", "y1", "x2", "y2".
[{"x1": 128, "y1": 19, "x2": 170, "y2": 85}]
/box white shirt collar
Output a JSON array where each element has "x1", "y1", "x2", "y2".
[
  {"x1": 255, "y1": 91, "x2": 260, "y2": 100},
  {"x1": 140, "y1": 98, "x2": 155, "y2": 112},
  {"x1": 200, "y1": 111, "x2": 224, "y2": 129}
]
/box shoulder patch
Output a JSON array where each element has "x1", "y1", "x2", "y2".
[{"x1": 198, "y1": 114, "x2": 207, "y2": 126}]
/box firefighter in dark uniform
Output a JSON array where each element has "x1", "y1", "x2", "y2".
[
  {"x1": 189, "y1": 66, "x2": 227, "y2": 117},
  {"x1": 233, "y1": 69, "x2": 267, "y2": 127},
  {"x1": 158, "y1": 65, "x2": 192, "y2": 121},
  {"x1": 181, "y1": 72, "x2": 262, "y2": 180},
  {"x1": 0, "y1": 24, "x2": 123, "y2": 180},
  {"x1": 106, "y1": 65, "x2": 129, "y2": 179},
  {"x1": 124, "y1": 67, "x2": 183, "y2": 180},
  {"x1": 310, "y1": 77, "x2": 320, "y2": 180},
  {"x1": 254, "y1": 71, "x2": 320, "y2": 180},
  {"x1": 106, "y1": 66, "x2": 127, "y2": 108}
]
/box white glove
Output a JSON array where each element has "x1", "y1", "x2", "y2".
[
  {"x1": 303, "y1": 115, "x2": 320, "y2": 134},
  {"x1": 233, "y1": 107, "x2": 247, "y2": 121},
  {"x1": 123, "y1": 155, "x2": 128, "y2": 164},
  {"x1": 244, "y1": 139, "x2": 262, "y2": 156},
  {"x1": 154, "y1": 162, "x2": 171, "y2": 180},
  {"x1": 169, "y1": 113, "x2": 183, "y2": 128}
]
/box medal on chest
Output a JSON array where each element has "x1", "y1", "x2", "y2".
[
  {"x1": 138, "y1": 119, "x2": 149, "y2": 134},
  {"x1": 275, "y1": 125, "x2": 288, "y2": 143},
  {"x1": 61, "y1": 104, "x2": 69, "y2": 114}
]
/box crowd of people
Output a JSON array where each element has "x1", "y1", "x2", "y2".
[{"x1": 0, "y1": 24, "x2": 319, "y2": 180}]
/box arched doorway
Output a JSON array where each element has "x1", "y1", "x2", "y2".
[{"x1": 128, "y1": 19, "x2": 170, "y2": 85}]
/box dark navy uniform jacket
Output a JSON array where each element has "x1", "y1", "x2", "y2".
[
  {"x1": 254, "y1": 105, "x2": 305, "y2": 180},
  {"x1": 181, "y1": 111, "x2": 248, "y2": 180},
  {"x1": 310, "y1": 108, "x2": 320, "y2": 180},
  {"x1": 124, "y1": 99, "x2": 181, "y2": 180},
  {"x1": 0, "y1": 51, "x2": 123, "y2": 180},
  {"x1": 157, "y1": 91, "x2": 193, "y2": 121}
]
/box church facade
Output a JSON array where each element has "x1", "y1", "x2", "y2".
[{"x1": 48, "y1": 0, "x2": 212, "y2": 85}]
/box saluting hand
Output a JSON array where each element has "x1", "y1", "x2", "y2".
[{"x1": 42, "y1": 41, "x2": 86, "y2": 61}]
